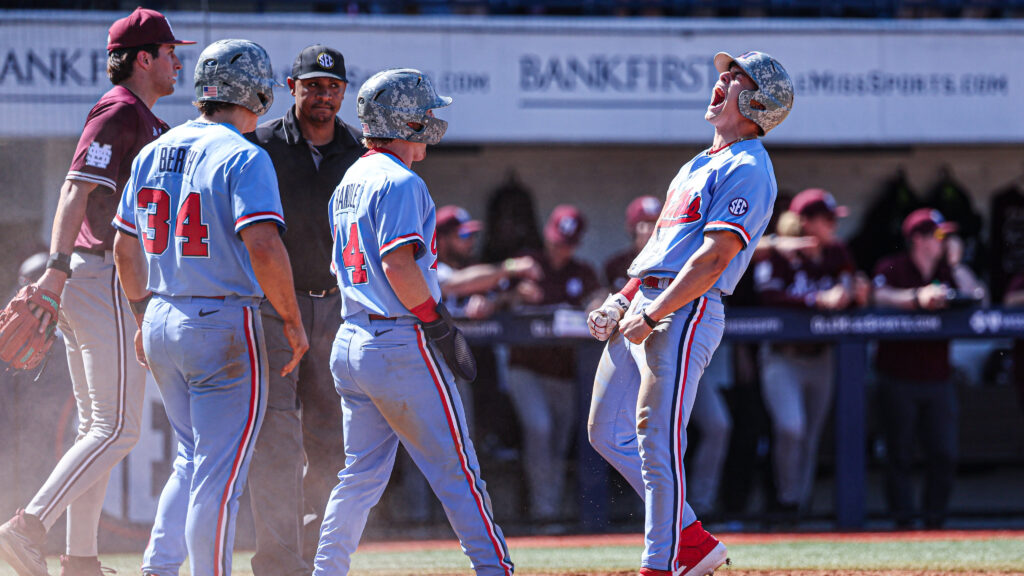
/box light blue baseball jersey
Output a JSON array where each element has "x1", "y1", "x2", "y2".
[
  {"x1": 113, "y1": 120, "x2": 285, "y2": 297},
  {"x1": 329, "y1": 150, "x2": 441, "y2": 318},
  {"x1": 627, "y1": 139, "x2": 777, "y2": 295}
]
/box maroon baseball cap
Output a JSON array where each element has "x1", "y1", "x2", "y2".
[
  {"x1": 902, "y1": 208, "x2": 958, "y2": 239},
  {"x1": 545, "y1": 204, "x2": 587, "y2": 246},
  {"x1": 789, "y1": 188, "x2": 848, "y2": 219},
  {"x1": 625, "y1": 195, "x2": 663, "y2": 229},
  {"x1": 107, "y1": 7, "x2": 195, "y2": 51},
  {"x1": 436, "y1": 205, "x2": 482, "y2": 236}
]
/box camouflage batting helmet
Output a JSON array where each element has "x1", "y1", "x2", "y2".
[
  {"x1": 194, "y1": 39, "x2": 278, "y2": 116},
  {"x1": 357, "y1": 68, "x2": 452, "y2": 145},
  {"x1": 714, "y1": 51, "x2": 794, "y2": 135}
]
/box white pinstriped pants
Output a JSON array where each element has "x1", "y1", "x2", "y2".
[{"x1": 27, "y1": 251, "x2": 145, "y2": 556}]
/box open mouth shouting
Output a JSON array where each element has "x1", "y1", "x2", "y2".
[{"x1": 707, "y1": 84, "x2": 727, "y2": 114}]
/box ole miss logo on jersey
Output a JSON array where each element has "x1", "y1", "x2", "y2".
[{"x1": 658, "y1": 187, "x2": 702, "y2": 229}]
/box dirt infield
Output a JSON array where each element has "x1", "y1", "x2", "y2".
[{"x1": 359, "y1": 529, "x2": 1024, "y2": 552}]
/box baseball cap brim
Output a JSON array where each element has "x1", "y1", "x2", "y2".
[
  {"x1": 294, "y1": 70, "x2": 346, "y2": 81},
  {"x1": 458, "y1": 221, "x2": 482, "y2": 235}
]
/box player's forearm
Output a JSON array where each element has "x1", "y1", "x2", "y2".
[
  {"x1": 242, "y1": 224, "x2": 302, "y2": 325},
  {"x1": 645, "y1": 252, "x2": 728, "y2": 321},
  {"x1": 382, "y1": 246, "x2": 435, "y2": 311},
  {"x1": 441, "y1": 263, "x2": 505, "y2": 298},
  {"x1": 38, "y1": 180, "x2": 96, "y2": 290},
  {"x1": 873, "y1": 285, "x2": 916, "y2": 309},
  {"x1": 112, "y1": 231, "x2": 149, "y2": 302},
  {"x1": 644, "y1": 232, "x2": 741, "y2": 321},
  {"x1": 49, "y1": 180, "x2": 96, "y2": 256},
  {"x1": 951, "y1": 264, "x2": 985, "y2": 297}
]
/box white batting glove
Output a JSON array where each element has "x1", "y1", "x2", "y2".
[{"x1": 588, "y1": 293, "x2": 631, "y2": 341}]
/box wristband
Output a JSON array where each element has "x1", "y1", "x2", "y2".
[
  {"x1": 129, "y1": 293, "x2": 153, "y2": 317},
  {"x1": 410, "y1": 298, "x2": 440, "y2": 323},
  {"x1": 641, "y1": 310, "x2": 658, "y2": 329},
  {"x1": 620, "y1": 278, "x2": 641, "y2": 301},
  {"x1": 46, "y1": 252, "x2": 72, "y2": 278}
]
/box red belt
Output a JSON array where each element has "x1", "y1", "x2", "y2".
[
  {"x1": 642, "y1": 277, "x2": 671, "y2": 289},
  {"x1": 368, "y1": 314, "x2": 397, "y2": 321}
]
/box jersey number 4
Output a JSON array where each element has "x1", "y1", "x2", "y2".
[
  {"x1": 342, "y1": 222, "x2": 368, "y2": 284},
  {"x1": 137, "y1": 187, "x2": 210, "y2": 257}
]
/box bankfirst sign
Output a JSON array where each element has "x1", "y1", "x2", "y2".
[{"x1": 0, "y1": 13, "x2": 1021, "y2": 144}]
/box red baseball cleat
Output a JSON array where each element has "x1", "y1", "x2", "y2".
[
  {"x1": 638, "y1": 521, "x2": 729, "y2": 576},
  {"x1": 674, "y1": 521, "x2": 728, "y2": 576}
]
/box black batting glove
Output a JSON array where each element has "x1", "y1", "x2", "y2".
[{"x1": 420, "y1": 301, "x2": 477, "y2": 383}]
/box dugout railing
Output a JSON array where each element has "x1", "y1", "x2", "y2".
[{"x1": 456, "y1": 305, "x2": 1024, "y2": 530}]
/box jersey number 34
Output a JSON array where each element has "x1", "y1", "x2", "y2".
[{"x1": 138, "y1": 187, "x2": 210, "y2": 257}]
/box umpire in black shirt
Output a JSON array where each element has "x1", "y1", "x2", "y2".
[{"x1": 245, "y1": 44, "x2": 363, "y2": 576}]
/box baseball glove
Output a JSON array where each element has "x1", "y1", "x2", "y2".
[
  {"x1": 0, "y1": 285, "x2": 61, "y2": 370},
  {"x1": 421, "y1": 301, "x2": 477, "y2": 383}
]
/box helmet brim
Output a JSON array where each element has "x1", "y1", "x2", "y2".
[{"x1": 714, "y1": 52, "x2": 759, "y2": 89}]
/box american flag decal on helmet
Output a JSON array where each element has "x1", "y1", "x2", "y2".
[{"x1": 203, "y1": 86, "x2": 218, "y2": 98}]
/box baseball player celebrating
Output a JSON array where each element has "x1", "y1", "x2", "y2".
[
  {"x1": 111, "y1": 39, "x2": 308, "y2": 576},
  {"x1": 313, "y1": 68, "x2": 513, "y2": 576},
  {"x1": 0, "y1": 8, "x2": 192, "y2": 576},
  {"x1": 587, "y1": 51, "x2": 793, "y2": 576}
]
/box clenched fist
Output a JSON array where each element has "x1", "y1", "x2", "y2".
[{"x1": 588, "y1": 293, "x2": 630, "y2": 341}]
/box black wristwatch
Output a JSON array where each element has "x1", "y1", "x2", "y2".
[{"x1": 46, "y1": 252, "x2": 72, "y2": 278}]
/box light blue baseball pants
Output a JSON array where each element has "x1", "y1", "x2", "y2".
[
  {"x1": 588, "y1": 287, "x2": 725, "y2": 573},
  {"x1": 313, "y1": 312, "x2": 513, "y2": 576},
  {"x1": 141, "y1": 295, "x2": 268, "y2": 576}
]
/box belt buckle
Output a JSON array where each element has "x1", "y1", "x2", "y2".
[{"x1": 308, "y1": 289, "x2": 328, "y2": 298}]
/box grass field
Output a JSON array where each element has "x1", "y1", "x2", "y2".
[{"x1": 6, "y1": 531, "x2": 1024, "y2": 575}]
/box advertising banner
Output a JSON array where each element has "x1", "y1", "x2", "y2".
[{"x1": 1, "y1": 13, "x2": 1021, "y2": 144}]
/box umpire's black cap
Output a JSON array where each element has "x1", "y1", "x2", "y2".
[{"x1": 291, "y1": 45, "x2": 347, "y2": 82}]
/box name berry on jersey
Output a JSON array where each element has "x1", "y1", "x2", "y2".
[{"x1": 157, "y1": 145, "x2": 200, "y2": 176}]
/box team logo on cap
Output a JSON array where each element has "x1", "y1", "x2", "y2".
[
  {"x1": 728, "y1": 198, "x2": 749, "y2": 216},
  {"x1": 317, "y1": 52, "x2": 334, "y2": 69},
  {"x1": 558, "y1": 217, "x2": 579, "y2": 237}
]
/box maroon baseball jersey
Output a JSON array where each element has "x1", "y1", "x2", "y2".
[
  {"x1": 872, "y1": 252, "x2": 955, "y2": 382},
  {"x1": 510, "y1": 253, "x2": 600, "y2": 379},
  {"x1": 753, "y1": 243, "x2": 856, "y2": 308},
  {"x1": 67, "y1": 85, "x2": 168, "y2": 252}
]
